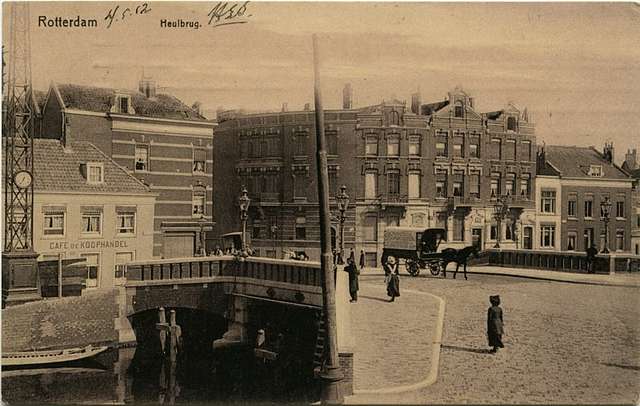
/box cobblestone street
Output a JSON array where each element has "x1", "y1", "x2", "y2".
[{"x1": 349, "y1": 271, "x2": 640, "y2": 404}]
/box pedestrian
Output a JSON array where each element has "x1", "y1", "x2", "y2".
[
  {"x1": 487, "y1": 295, "x2": 505, "y2": 354},
  {"x1": 343, "y1": 256, "x2": 360, "y2": 302},
  {"x1": 384, "y1": 256, "x2": 400, "y2": 302},
  {"x1": 586, "y1": 244, "x2": 598, "y2": 274},
  {"x1": 359, "y1": 249, "x2": 365, "y2": 271},
  {"x1": 349, "y1": 248, "x2": 355, "y2": 264}
]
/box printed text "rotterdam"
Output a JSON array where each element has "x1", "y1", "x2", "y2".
[{"x1": 38, "y1": 16, "x2": 98, "y2": 28}]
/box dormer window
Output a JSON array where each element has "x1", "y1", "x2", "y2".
[
  {"x1": 454, "y1": 101, "x2": 464, "y2": 118},
  {"x1": 86, "y1": 162, "x2": 104, "y2": 184},
  {"x1": 115, "y1": 94, "x2": 132, "y2": 114},
  {"x1": 507, "y1": 116, "x2": 517, "y2": 131},
  {"x1": 589, "y1": 165, "x2": 603, "y2": 177}
]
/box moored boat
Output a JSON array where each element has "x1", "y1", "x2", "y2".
[{"x1": 2, "y1": 345, "x2": 109, "y2": 367}]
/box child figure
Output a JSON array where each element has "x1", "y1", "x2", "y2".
[{"x1": 487, "y1": 295, "x2": 505, "y2": 353}]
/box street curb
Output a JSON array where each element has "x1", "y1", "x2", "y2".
[{"x1": 350, "y1": 285, "x2": 446, "y2": 396}]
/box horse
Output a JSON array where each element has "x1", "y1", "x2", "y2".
[{"x1": 441, "y1": 245, "x2": 480, "y2": 280}]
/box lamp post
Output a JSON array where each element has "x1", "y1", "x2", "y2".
[
  {"x1": 493, "y1": 196, "x2": 509, "y2": 249},
  {"x1": 238, "y1": 187, "x2": 251, "y2": 253},
  {"x1": 337, "y1": 185, "x2": 350, "y2": 265},
  {"x1": 600, "y1": 196, "x2": 612, "y2": 254}
]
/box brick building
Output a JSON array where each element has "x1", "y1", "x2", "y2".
[
  {"x1": 536, "y1": 144, "x2": 634, "y2": 252},
  {"x1": 38, "y1": 82, "x2": 216, "y2": 258},
  {"x1": 32, "y1": 139, "x2": 156, "y2": 289},
  {"x1": 214, "y1": 86, "x2": 536, "y2": 265},
  {"x1": 621, "y1": 148, "x2": 640, "y2": 254}
]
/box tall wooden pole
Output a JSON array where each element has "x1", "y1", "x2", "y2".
[{"x1": 312, "y1": 34, "x2": 344, "y2": 404}]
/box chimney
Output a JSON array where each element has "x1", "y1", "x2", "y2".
[
  {"x1": 138, "y1": 78, "x2": 156, "y2": 98},
  {"x1": 411, "y1": 90, "x2": 421, "y2": 115},
  {"x1": 624, "y1": 148, "x2": 637, "y2": 170},
  {"x1": 469, "y1": 97, "x2": 474, "y2": 109},
  {"x1": 304, "y1": 103, "x2": 311, "y2": 111},
  {"x1": 343, "y1": 83, "x2": 353, "y2": 109},
  {"x1": 603, "y1": 142, "x2": 614, "y2": 163},
  {"x1": 281, "y1": 102, "x2": 288, "y2": 112}
]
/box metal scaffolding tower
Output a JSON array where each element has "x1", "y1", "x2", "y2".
[{"x1": 3, "y1": 2, "x2": 40, "y2": 306}]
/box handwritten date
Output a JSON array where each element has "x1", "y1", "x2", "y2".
[
  {"x1": 105, "y1": 3, "x2": 151, "y2": 29},
  {"x1": 207, "y1": 1, "x2": 251, "y2": 27}
]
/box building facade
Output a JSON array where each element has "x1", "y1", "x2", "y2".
[
  {"x1": 214, "y1": 86, "x2": 536, "y2": 265},
  {"x1": 39, "y1": 82, "x2": 216, "y2": 258},
  {"x1": 536, "y1": 144, "x2": 634, "y2": 252},
  {"x1": 32, "y1": 139, "x2": 156, "y2": 289}
]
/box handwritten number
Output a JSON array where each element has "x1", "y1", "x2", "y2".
[
  {"x1": 104, "y1": 5, "x2": 119, "y2": 28},
  {"x1": 104, "y1": 2, "x2": 151, "y2": 28},
  {"x1": 208, "y1": 1, "x2": 250, "y2": 26}
]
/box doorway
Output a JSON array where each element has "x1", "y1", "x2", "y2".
[{"x1": 471, "y1": 228, "x2": 483, "y2": 249}]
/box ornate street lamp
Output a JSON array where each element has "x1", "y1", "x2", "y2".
[
  {"x1": 238, "y1": 186, "x2": 251, "y2": 253},
  {"x1": 600, "y1": 196, "x2": 612, "y2": 254},
  {"x1": 337, "y1": 185, "x2": 350, "y2": 265},
  {"x1": 493, "y1": 196, "x2": 509, "y2": 249}
]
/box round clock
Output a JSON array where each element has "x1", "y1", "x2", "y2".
[{"x1": 14, "y1": 170, "x2": 33, "y2": 189}]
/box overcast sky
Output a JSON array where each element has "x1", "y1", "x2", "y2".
[{"x1": 4, "y1": 2, "x2": 640, "y2": 162}]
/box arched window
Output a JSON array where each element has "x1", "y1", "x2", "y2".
[
  {"x1": 507, "y1": 116, "x2": 517, "y2": 131},
  {"x1": 454, "y1": 101, "x2": 464, "y2": 118},
  {"x1": 389, "y1": 110, "x2": 400, "y2": 126}
]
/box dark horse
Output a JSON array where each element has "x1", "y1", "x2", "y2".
[{"x1": 441, "y1": 245, "x2": 480, "y2": 280}]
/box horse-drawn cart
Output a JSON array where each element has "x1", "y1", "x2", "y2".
[{"x1": 381, "y1": 227, "x2": 447, "y2": 276}]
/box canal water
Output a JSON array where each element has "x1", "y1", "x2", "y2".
[{"x1": 2, "y1": 307, "x2": 321, "y2": 404}]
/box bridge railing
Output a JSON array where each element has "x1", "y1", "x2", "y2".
[
  {"x1": 485, "y1": 249, "x2": 640, "y2": 274},
  {"x1": 125, "y1": 255, "x2": 322, "y2": 286}
]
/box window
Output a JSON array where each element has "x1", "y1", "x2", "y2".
[
  {"x1": 363, "y1": 215, "x2": 378, "y2": 241},
  {"x1": 589, "y1": 165, "x2": 603, "y2": 177},
  {"x1": 616, "y1": 230, "x2": 624, "y2": 251},
  {"x1": 541, "y1": 190, "x2": 556, "y2": 214},
  {"x1": 295, "y1": 135, "x2": 306, "y2": 156},
  {"x1": 453, "y1": 180, "x2": 463, "y2": 197},
  {"x1": 116, "y1": 210, "x2": 135, "y2": 235},
  {"x1": 506, "y1": 139, "x2": 516, "y2": 160},
  {"x1": 522, "y1": 140, "x2": 532, "y2": 161},
  {"x1": 81, "y1": 209, "x2": 102, "y2": 234},
  {"x1": 453, "y1": 143, "x2": 463, "y2": 158},
  {"x1": 192, "y1": 190, "x2": 205, "y2": 216},
  {"x1": 387, "y1": 171, "x2": 400, "y2": 196},
  {"x1": 436, "y1": 212, "x2": 448, "y2": 238},
  {"x1": 584, "y1": 199, "x2": 593, "y2": 218},
  {"x1": 253, "y1": 224, "x2": 262, "y2": 239},
  {"x1": 387, "y1": 137, "x2": 399, "y2": 156},
  {"x1": 454, "y1": 101, "x2": 464, "y2": 118},
  {"x1": 327, "y1": 132, "x2": 338, "y2": 155},
  {"x1": 119, "y1": 96, "x2": 129, "y2": 113},
  {"x1": 43, "y1": 209, "x2": 65, "y2": 236},
  {"x1": 490, "y1": 176, "x2": 501, "y2": 198},
  {"x1": 193, "y1": 149, "x2": 206, "y2": 174},
  {"x1": 389, "y1": 110, "x2": 400, "y2": 126},
  {"x1": 408, "y1": 138, "x2": 420, "y2": 156},
  {"x1": 408, "y1": 173, "x2": 420, "y2": 199},
  {"x1": 540, "y1": 225, "x2": 555, "y2": 248},
  {"x1": 490, "y1": 138, "x2": 502, "y2": 160},
  {"x1": 568, "y1": 199, "x2": 577, "y2": 217},
  {"x1": 469, "y1": 140, "x2": 480, "y2": 158},
  {"x1": 616, "y1": 201, "x2": 625, "y2": 218},
  {"x1": 81, "y1": 253, "x2": 99, "y2": 288},
  {"x1": 328, "y1": 171, "x2": 338, "y2": 197},
  {"x1": 505, "y1": 223, "x2": 514, "y2": 240},
  {"x1": 520, "y1": 175, "x2": 530, "y2": 198},
  {"x1": 453, "y1": 214, "x2": 464, "y2": 242},
  {"x1": 507, "y1": 116, "x2": 517, "y2": 131},
  {"x1": 505, "y1": 179, "x2": 515, "y2": 197},
  {"x1": 584, "y1": 228, "x2": 594, "y2": 249},
  {"x1": 87, "y1": 163, "x2": 104, "y2": 184},
  {"x1": 365, "y1": 136, "x2": 378, "y2": 155},
  {"x1": 295, "y1": 216, "x2": 306, "y2": 240},
  {"x1": 294, "y1": 173, "x2": 307, "y2": 199},
  {"x1": 115, "y1": 252, "x2": 134, "y2": 279},
  {"x1": 261, "y1": 140, "x2": 268, "y2": 157},
  {"x1": 435, "y1": 180, "x2": 447, "y2": 198},
  {"x1": 365, "y1": 172, "x2": 377, "y2": 199},
  {"x1": 490, "y1": 225, "x2": 498, "y2": 240},
  {"x1": 135, "y1": 145, "x2": 149, "y2": 171},
  {"x1": 567, "y1": 232, "x2": 577, "y2": 251},
  {"x1": 436, "y1": 142, "x2": 447, "y2": 157},
  {"x1": 469, "y1": 172, "x2": 480, "y2": 198}
]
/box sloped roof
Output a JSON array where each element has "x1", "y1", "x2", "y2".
[
  {"x1": 485, "y1": 110, "x2": 504, "y2": 120},
  {"x1": 420, "y1": 100, "x2": 449, "y2": 116},
  {"x1": 55, "y1": 83, "x2": 207, "y2": 121},
  {"x1": 33, "y1": 139, "x2": 151, "y2": 194},
  {"x1": 544, "y1": 145, "x2": 630, "y2": 180}
]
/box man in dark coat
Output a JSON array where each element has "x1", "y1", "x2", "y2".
[
  {"x1": 343, "y1": 257, "x2": 360, "y2": 302},
  {"x1": 359, "y1": 249, "x2": 365, "y2": 271},
  {"x1": 586, "y1": 244, "x2": 598, "y2": 274},
  {"x1": 487, "y1": 295, "x2": 504, "y2": 353}
]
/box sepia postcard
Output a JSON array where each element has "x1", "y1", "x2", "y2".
[{"x1": 1, "y1": 2, "x2": 639, "y2": 405}]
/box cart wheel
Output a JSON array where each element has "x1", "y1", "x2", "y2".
[
  {"x1": 429, "y1": 263, "x2": 441, "y2": 276},
  {"x1": 405, "y1": 260, "x2": 420, "y2": 276}
]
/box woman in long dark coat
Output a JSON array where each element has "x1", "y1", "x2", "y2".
[
  {"x1": 487, "y1": 295, "x2": 505, "y2": 353},
  {"x1": 384, "y1": 257, "x2": 400, "y2": 302}
]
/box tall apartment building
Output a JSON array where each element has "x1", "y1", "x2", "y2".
[
  {"x1": 39, "y1": 82, "x2": 216, "y2": 258},
  {"x1": 214, "y1": 86, "x2": 536, "y2": 265},
  {"x1": 536, "y1": 144, "x2": 633, "y2": 252},
  {"x1": 621, "y1": 149, "x2": 640, "y2": 255}
]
